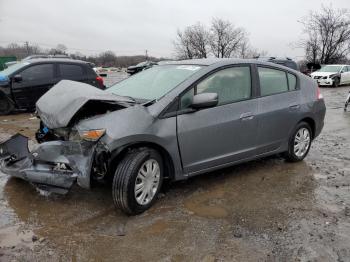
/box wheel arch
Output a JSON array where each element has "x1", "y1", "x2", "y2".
[
  {"x1": 298, "y1": 117, "x2": 316, "y2": 139},
  {"x1": 108, "y1": 141, "x2": 175, "y2": 181}
]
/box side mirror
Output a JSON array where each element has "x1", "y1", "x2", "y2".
[
  {"x1": 13, "y1": 74, "x2": 23, "y2": 83},
  {"x1": 191, "y1": 93, "x2": 218, "y2": 109}
]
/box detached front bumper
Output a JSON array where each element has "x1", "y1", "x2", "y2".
[{"x1": 0, "y1": 134, "x2": 96, "y2": 193}]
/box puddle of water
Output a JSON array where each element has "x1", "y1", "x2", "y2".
[{"x1": 183, "y1": 159, "x2": 316, "y2": 231}]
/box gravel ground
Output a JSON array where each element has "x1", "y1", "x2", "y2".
[{"x1": 0, "y1": 83, "x2": 349, "y2": 261}]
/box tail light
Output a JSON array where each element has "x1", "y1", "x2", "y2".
[
  {"x1": 316, "y1": 86, "x2": 323, "y2": 100},
  {"x1": 96, "y1": 76, "x2": 104, "y2": 89}
]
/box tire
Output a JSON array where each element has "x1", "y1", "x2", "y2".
[
  {"x1": 345, "y1": 95, "x2": 350, "y2": 112},
  {"x1": 112, "y1": 148, "x2": 163, "y2": 215},
  {"x1": 283, "y1": 122, "x2": 312, "y2": 162},
  {"x1": 332, "y1": 77, "x2": 340, "y2": 88},
  {"x1": 0, "y1": 96, "x2": 14, "y2": 115}
]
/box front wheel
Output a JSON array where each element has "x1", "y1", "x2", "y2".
[
  {"x1": 283, "y1": 122, "x2": 312, "y2": 162},
  {"x1": 112, "y1": 148, "x2": 163, "y2": 215},
  {"x1": 332, "y1": 77, "x2": 340, "y2": 88}
]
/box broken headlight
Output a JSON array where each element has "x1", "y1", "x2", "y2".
[
  {"x1": 78, "y1": 129, "x2": 106, "y2": 141},
  {"x1": 68, "y1": 130, "x2": 81, "y2": 141}
]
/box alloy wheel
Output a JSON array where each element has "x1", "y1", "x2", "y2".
[
  {"x1": 294, "y1": 128, "x2": 311, "y2": 158},
  {"x1": 134, "y1": 159, "x2": 161, "y2": 205}
]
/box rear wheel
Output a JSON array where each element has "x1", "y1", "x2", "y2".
[
  {"x1": 112, "y1": 148, "x2": 163, "y2": 215},
  {"x1": 0, "y1": 96, "x2": 13, "y2": 115},
  {"x1": 283, "y1": 122, "x2": 312, "y2": 162}
]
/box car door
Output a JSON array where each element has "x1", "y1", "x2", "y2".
[
  {"x1": 177, "y1": 65, "x2": 258, "y2": 174},
  {"x1": 11, "y1": 63, "x2": 55, "y2": 108},
  {"x1": 255, "y1": 66, "x2": 301, "y2": 155},
  {"x1": 58, "y1": 63, "x2": 86, "y2": 83}
]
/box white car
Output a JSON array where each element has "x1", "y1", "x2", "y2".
[{"x1": 310, "y1": 65, "x2": 350, "y2": 87}]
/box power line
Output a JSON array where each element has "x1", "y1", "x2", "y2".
[{"x1": 0, "y1": 40, "x2": 169, "y2": 57}]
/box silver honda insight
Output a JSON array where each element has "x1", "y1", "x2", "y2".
[{"x1": 0, "y1": 59, "x2": 326, "y2": 215}]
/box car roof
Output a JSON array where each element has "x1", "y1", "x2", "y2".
[
  {"x1": 161, "y1": 58, "x2": 299, "y2": 72},
  {"x1": 26, "y1": 58, "x2": 89, "y2": 65}
]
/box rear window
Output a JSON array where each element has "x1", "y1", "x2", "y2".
[
  {"x1": 258, "y1": 67, "x2": 288, "y2": 96},
  {"x1": 271, "y1": 60, "x2": 298, "y2": 70},
  {"x1": 59, "y1": 64, "x2": 84, "y2": 78}
]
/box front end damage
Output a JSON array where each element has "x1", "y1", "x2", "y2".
[
  {"x1": 0, "y1": 134, "x2": 97, "y2": 194},
  {"x1": 0, "y1": 80, "x2": 135, "y2": 194}
]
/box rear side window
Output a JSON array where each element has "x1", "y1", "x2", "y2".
[
  {"x1": 287, "y1": 73, "x2": 297, "y2": 90},
  {"x1": 20, "y1": 64, "x2": 54, "y2": 81},
  {"x1": 258, "y1": 67, "x2": 288, "y2": 96},
  {"x1": 59, "y1": 64, "x2": 84, "y2": 78}
]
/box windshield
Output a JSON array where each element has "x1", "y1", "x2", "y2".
[
  {"x1": 318, "y1": 65, "x2": 342, "y2": 73},
  {"x1": 0, "y1": 62, "x2": 29, "y2": 76},
  {"x1": 108, "y1": 65, "x2": 203, "y2": 100}
]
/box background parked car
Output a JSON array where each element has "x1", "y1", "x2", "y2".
[
  {"x1": 126, "y1": 61, "x2": 158, "y2": 75},
  {"x1": 0, "y1": 58, "x2": 104, "y2": 114},
  {"x1": 310, "y1": 64, "x2": 350, "y2": 87}
]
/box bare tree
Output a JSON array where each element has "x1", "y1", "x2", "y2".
[
  {"x1": 49, "y1": 44, "x2": 68, "y2": 55},
  {"x1": 174, "y1": 29, "x2": 195, "y2": 59},
  {"x1": 300, "y1": 6, "x2": 350, "y2": 64},
  {"x1": 98, "y1": 51, "x2": 117, "y2": 66},
  {"x1": 237, "y1": 39, "x2": 267, "y2": 58},
  {"x1": 209, "y1": 18, "x2": 247, "y2": 58},
  {"x1": 0, "y1": 42, "x2": 44, "y2": 59},
  {"x1": 174, "y1": 23, "x2": 209, "y2": 59}
]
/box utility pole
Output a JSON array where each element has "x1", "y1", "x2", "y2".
[
  {"x1": 145, "y1": 49, "x2": 148, "y2": 60},
  {"x1": 25, "y1": 41, "x2": 30, "y2": 55}
]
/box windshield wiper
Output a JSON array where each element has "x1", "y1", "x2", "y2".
[
  {"x1": 110, "y1": 93, "x2": 136, "y2": 103},
  {"x1": 121, "y1": 95, "x2": 137, "y2": 103},
  {"x1": 142, "y1": 99, "x2": 157, "y2": 106}
]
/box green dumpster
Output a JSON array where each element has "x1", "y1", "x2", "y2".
[{"x1": 0, "y1": 56, "x2": 17, "y2": 71}]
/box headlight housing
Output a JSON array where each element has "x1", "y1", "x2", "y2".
[{"x1": 78, "y1": 129, "x2": 106, "y2": 141}]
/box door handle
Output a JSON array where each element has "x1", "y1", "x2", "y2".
[
  {"x1": 240, "y1": 112, "x2": 254, "y2": 121},
  {"x1": 289, "y1": 104, "x2": 300, "y2": 110}
]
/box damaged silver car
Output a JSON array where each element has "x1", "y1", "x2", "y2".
[{"x1": 0, "y1": 59, "x2": 326, "y2": 215}]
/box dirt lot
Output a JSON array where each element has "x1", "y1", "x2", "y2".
[{"x1": 0, "y1": 85, "x2": 350, "y2": 261}]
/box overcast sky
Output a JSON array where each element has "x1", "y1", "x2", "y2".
[{"x1": 0, "y1": 0, "x2": 349, "y2": 59}]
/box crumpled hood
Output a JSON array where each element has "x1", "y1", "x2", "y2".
[{"x1": 36, "y1": 80, "x2": 134, "y2": 129}]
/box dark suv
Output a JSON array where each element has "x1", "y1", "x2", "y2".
[{"x1": 0, "y1": 59, "x2": 104, "y2": 114}]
